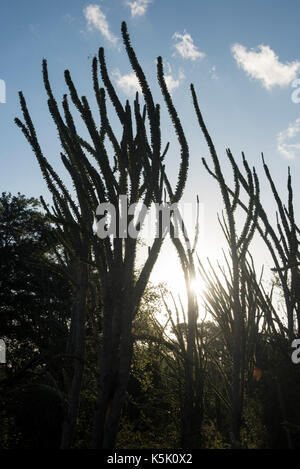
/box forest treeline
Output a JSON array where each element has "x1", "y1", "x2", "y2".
[{"x1": 1, "y1": 22, "x2": 300, "y2": 449}]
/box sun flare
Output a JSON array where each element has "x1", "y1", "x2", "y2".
[{"x1": 149, "y1": 242, "x2": 207, "y2": 321}]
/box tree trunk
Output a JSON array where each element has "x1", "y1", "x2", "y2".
[
  {"x1": 92, "y1": 284, "x2": 134, "y2": 449},
  {"x1": 61, "y1": 262, "x2": 88, "y2": 449},
  {"x1": 230, "y1": 255, "x2": 244, "y2": 448}
]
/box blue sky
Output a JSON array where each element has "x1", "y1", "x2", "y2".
[{"x1": 1, "y1": 0, "x2": 300, "y2": 293}]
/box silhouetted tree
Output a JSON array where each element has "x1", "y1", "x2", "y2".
[
  {"x1": 15, "y1": 21, "x2": 189, "y2": 448},
  {"x1": 191, "y1": 85, "x2": 260, "y2": 446}
]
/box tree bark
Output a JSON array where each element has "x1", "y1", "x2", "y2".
[{"x1": 61, "y1": 262, "x2": 88, "y2": 449}]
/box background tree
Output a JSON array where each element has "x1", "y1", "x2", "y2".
[{"x1": 0, "y1": 192, "x2": 72, "y2": 448}]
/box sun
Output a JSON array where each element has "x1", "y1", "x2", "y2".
[
  {"x1": 189, "y1": 277, "x2": 199, "y2": 295},
  {"x1": 149, "y1": 242, "x2": 206, "y2": 310}
]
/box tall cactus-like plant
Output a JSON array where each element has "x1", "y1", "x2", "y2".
[
  {"x1": 15, "y1": 22, "x2": 189, "y2": 448},
  {"x1": 191, "y1": 84, "x2": 260, "y2": 446},
  {"x1": 162, "y1": 179, "x2": 202, "y2": 447},
  {"x1": 211, "y1": 149, "x2": 300, "y2": 341},
  {"x1": 234, "y1": 156, "x2": 300, "y2": 341}
]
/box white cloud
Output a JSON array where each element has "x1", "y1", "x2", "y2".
[
  {"x1": 277, "y1": 118, "x2": 300, "y2": 159},
  {"x1": 113, "y1": 66, "x2": 184, "y2": 96},
  {"x1": 173, "y1": 32, "x2": 205, "y2": 61},
  {"x1": 164, "y1": 75, "x2": 179, "y2": 93},
  {"x1": 232, "y1": 43, "x2": 300, "y2": 90},
  {"x1": 165, "y1": 67, "x2": 185, "y2": 93},
  {"x1": 126, "y1": 0, "x2": 152, "y2": 18},
  {"x1": 84, "y1": 4, "x2": 118, "y2": 46},
  {"x1": 112, "y1": 69, "x2": 142, "y2": 95},
  {"x1": 210, "y1": 65, "x2": 219, "y2": 80}
]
